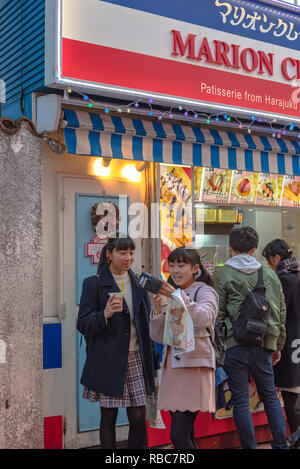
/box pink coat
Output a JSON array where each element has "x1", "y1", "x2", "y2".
[{"x1": 150, "y1": 281, "x2": 219, "y2": 370}]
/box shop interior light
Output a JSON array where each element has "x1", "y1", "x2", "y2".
[
  {"x1": 121, "y1": 164, "x2": 142, "y2": 182},
  {"x1": 93, "y1": 158, "x2": 111, "y2": 177}
]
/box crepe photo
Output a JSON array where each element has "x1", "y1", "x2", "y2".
[
  {"x1": 230, "y1": 171, "x2": 258, "y2": 205},
  {"x1": 255, "y1": 173, "x2": 284, "y2": 206},
  {"x1": 282, "y1": 176, "x2": 300, "y2": 207},
  {"x1": 202, "y1": 168, "x2": 232, "y2": 203}
]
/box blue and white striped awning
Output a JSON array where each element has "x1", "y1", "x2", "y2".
[{"x1": 63, "y1": 109, "x2": 300, "y2": 176}]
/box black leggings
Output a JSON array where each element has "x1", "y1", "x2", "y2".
[
  {"x1": 281, "y1": 391, "x2": 300, "y2": 434},
  {"x1": 100, "y1": 406, "x2": 146, "y2": 449},
  {"x1": 170, "y1": 410, "x2": 199, "y2": 449}
]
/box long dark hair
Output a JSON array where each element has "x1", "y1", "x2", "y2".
[
  {"x1": 98, "y1": 234, "x2": 136, "y2": 273},
  {"x1": 167, "y1": 247, "x2": 215, "y2": 289},
  {"x1": 262, "y1": 239, "x2": 292, "y2": 262}
]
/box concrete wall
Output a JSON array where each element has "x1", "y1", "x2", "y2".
[{"x1": 0, "y1": 123, "x2": 43, "y2": 448}]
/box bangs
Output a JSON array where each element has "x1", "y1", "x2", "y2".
[
  {"x1": 168, "y1": 247, "x2": 199, "y2": 265},
  {"x1": 114, "y1": 236, "x2": 135, "y2": 252}
]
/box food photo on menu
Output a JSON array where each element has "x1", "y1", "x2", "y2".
[
  {"x1": 255, "y1": 173, "x2": 284, "y2": 206},
  {"x1": 229, "y1": 171, "x2": 259, "y2": 205},
  {"x1": 282, "y1": 175, "x2": 300, "y2": 207},
  {"x1": 202, "y1": 168, "x2": 232, "y2": 203}
]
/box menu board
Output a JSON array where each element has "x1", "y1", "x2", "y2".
[
  {"x1": 230, "y1": 171, "x2": 259, "y2": 205},
  {"x1": 193, "y1": 167, "x2": 298, "y2": 208},
  {"x1": 255, "y1": 173, "x2": 284, "y2": 206},
  {"x1": 202, "y1": 168, "x2": 232, "y2": 204},
  {"x1": 281, "y1": 175, "x2": 300, "y2": 207}
]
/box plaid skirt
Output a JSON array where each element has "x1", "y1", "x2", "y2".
[{"x1": 83, "y1": 350, "x2": 152, "y2": 408}]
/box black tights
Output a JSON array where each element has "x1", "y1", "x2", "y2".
[
  {"x1": 170, "y1": 410, "x2": 198, "y2": 449},
  {"x1": 100, "y1": 406, "x2": 146, "y2": 449},
  {"x1": 281, "y1": 391, "x2": 300, "y2": 434}
]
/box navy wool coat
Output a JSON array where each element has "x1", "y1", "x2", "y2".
[
  {"x1": 77, "y1": 263, "x2": 160, "y2": 397},
  {"x1": 274, "y1": 272, "x2": 300, "y2": 389}
]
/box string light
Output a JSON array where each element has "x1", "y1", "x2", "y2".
[{"x1": 63, "y1": 87, "x2": 300, "y2": 140}]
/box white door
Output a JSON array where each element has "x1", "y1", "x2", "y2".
[{"x1": 59, "y1": 174, "x2": 143, "y2": 449}]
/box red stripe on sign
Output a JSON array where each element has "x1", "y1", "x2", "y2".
[
  {"x1": 44, "y1": 416, "x2": 63, "y2": 449},
  {"x1": 62, "y1": 38, "x2": 299, "y2": 119}
]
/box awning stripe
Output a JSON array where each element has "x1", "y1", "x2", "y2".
[{"x1": 63, "y1": 109, "x2": 300, "y2": 176}]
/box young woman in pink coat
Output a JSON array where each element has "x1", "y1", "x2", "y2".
[{"x1": 150, "y1": 247, "x2": 219, "y2": 449}]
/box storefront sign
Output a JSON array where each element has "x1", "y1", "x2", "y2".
[
  {"x1": 49, "y1": 0, "x2": 300, "y2": 120},
  {"x1": 86, "y1": 235, "x2": 107, "y2": 264}
]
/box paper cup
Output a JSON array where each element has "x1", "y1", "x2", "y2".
[{"x1": 108, "y1": 292, "x2": 123, "y2": 299}]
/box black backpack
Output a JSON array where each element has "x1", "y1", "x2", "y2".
[
  {"x1": 193, "y1": 287, "x2": 227, "y2": 368},
  {"x1": 231, "y1": 267, "x2": 271, "y2": 347}
]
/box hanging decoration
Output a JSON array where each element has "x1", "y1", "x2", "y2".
[{"x1": 64, "y1": 87, "x2": 300, "y2": 140}]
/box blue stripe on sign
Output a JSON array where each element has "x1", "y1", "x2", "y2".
[
  {"x1": 260, "y1": 151, "x2": 269, "y2": 173},
  {"x1": 152, "y1": 122, "x2": 166, "y2": 139},
  {"x1": 191, "y1": 126, "x2": 205, "y2": 143},
  {"x1": 211, "y1": 146, "x2": 220, "y2": 168},
  {"x1": 111, "y1": 134, "x2": 123, "y2": 158},
  {"x1": 291, "y1": 140, "x2": 300, "y2": 155},
  {"x1": 259, "y1": 136, "x2": 272, "y2": 152},
  {"x1": 228, "y1": 148, "x2": 237, "y2": 170},
  {"x1": 276, "y1": 138, "x2": 289, "y2": 153},
  {"x1": 132, "y1": 136, "x2": 144, "y2": 161},
  {"x1": 192, "y1": 143, "x2": 202, "y2": 166},
  {"x1": 244, "y1": 134, "x2": 256, "y2": 150},
  {"x1": 132, "y1": 119, "x2": 146, "y2": 136},
  {"x1": 245, "y1": 150, "x2": 254, "y2": 172},
  {"x1": 64, "y1": 128, "x2": 77, "y2": 154},
  {"x1": 277, "y1": 153, "x2": 286, "y2": 174},
  {"x1": 111, "y1": 116, "x2": 126, "y2": 133},
  {"x1": 99, "y1": 0, "x2": 300, "y2": 52},
  {"x1": 210, "y1": 129, "x2": 223, "y2": 146},
  {"x1": 292, "y1": 155, "x2": 300, "y2": 176},
  {"x1": 89, "y1": 131, "x2": 102, "y2": 156},
  {"x1": 89, "y1": 113, "x2": 104, "y2": 131},
  {"x1": 172, "y1": 141, "x2": 182, "y2": 165},
  {"x1": 64, "y1": 109, "x2": 80, "y2": 128},
  {"x1": 43, "y1": 323, "x2": 62, "y2": 370},
  {"x1": 153, "y1": 139, "x2": 164, "y2": 162},
  {"x1": 172, "y1": 124, "x2": 186, "y2": 141},
  {"x1": 227, "y1": 132, "x2": 240, "y2": 148}
]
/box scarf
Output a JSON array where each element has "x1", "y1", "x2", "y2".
[{"x1": 276, "y1": 257, "x2": 300, "y2": 277}]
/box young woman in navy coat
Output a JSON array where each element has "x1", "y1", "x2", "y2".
[{"x1": 77, "y1": 235, "x2": 159, "y2": 449}]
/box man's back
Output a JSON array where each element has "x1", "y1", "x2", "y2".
[{"x1": 215, "y1": 260, "x2": 286, "y2": 351}]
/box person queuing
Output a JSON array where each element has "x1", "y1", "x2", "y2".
[
  {"x1": 215, "y1": 227, "x2": 288, "y2": 449},
  {"x1": 77, "y1": 235, "x2": 159, "y2": 449},
  {"x1": 150, "y1": 247, "x2": 219, "y2": 449},
  {"x1": 262, "y1": 239, "x2": 300, "y2": 435}
]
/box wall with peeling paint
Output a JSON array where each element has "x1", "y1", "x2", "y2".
[{"x1": 0, "y1": 123, "x2": 43, "y2": 448}]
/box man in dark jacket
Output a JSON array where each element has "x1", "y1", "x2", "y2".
[
  {"x1": 215, "y1": 227, "x2": 288, "y2": 449},
  {"x1": 262, "y1": 239, "x2": 300, "y2": 435}
]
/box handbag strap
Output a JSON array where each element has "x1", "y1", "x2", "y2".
[
  {"x1": 253, "y1": 267, "x2": 266, "y2": 295},
  {"x1": 193, "y1": 285, "x2": 214, "y2": 345}
]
